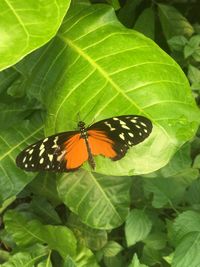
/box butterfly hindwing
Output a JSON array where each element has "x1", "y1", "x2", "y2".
[
  {"x1": 88, "y1": 115, "x2": 152, "y2": 160},
  {"x1": 16, "y1": 131, "x2": 79, "y2": 172}
]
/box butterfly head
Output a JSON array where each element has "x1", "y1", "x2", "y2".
[{"x1": 78, "y1": 121, "x2": 86, "y2": 129}]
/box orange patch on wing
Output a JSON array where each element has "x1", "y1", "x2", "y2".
[
  {"x1": 88, "y1": 130, "x2": 117, "y2": 158},
  {"x1": 64, "y1": 134, "x2": 88, "y2": 170}
]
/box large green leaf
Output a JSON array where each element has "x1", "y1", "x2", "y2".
[
  {"x1": 0, "y1": 0, "x2": 71, "y2": 71},
  {"x1": 57, "y1": 170, "x2": 131, "y2": 229},
  {"x1": 19, "y1": 3, "x2": 199, "y2": 176},
  {"x1": 0, "y1": 115, "x2": 43, "y2": 204}
]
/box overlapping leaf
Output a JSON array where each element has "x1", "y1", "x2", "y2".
[
  {"x1": 0, "y1": 115, "x2": 43, "y2": 204},
  {"x1": 57, "y1": 170, "x2": 131, "y2": 229},
  {"x1": 0, "y1": 0, "x2": 71, "y2": 71},
  {"x1": 4, "y1": 210, "x2": 77, "y2": 259}
]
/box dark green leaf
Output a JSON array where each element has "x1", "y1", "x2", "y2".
[
  {"x1": 117, "y1": 0, "x2": 142, "y2": 28},
  {"x1": 158, "y1": 4, "x2": 194, "y2": 39},
  {"x1": 134, "y1": 8, "x2": 155, "y2": 39}
]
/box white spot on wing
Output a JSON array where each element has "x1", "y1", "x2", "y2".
[
  {"x1": 40, "y1": 158, "x2": 44, "y2": 164},
  {"x1": 29, "y1": 149, "x2": 33, "y2": 154},
  {"x1": 48, "y1": 154, "x2": 53, "y2": 162},
  {"x1": 43, "y1": 138, "x2": 48, "y2": 142},
  {"x1": 39, "y1": 148, "x2": 45, "y2": 156},
  {"x1": 23, "y1": 157, "x2": 26, "y2": 163},
  {"x1": 105, "y1": 121, "x2": 116, "y2": 131},
  {"x1": 140, "y1": 122, "x2": 147, "y2": 127},
  {"x1": 25, "y1": 164, "x2": 28, "y2": 168},
  {"x1": 113, "y1": 117, "x2": 119, "y2": 120},
  {"x1": 128, "y1": 132, "x2": 134, "y2": 137},
  {"x1": 122, "y1": 125, "x2": 130, "y2": 130},
  {"x1": 40, "y1": 143, "x2": 45, "y2": 150},
  {"x1": 57, "y1": 150, "x2": 66, "y2": 161},
  {"x1": 135, "y1": 124, "x2": 141, "y2": 129},
  {"x1": 131, "y1": 119, "x2": 136, "y2": 123},
  {"x1": 144, "y1": 129, "x2": 148, "y2": 133},
  {"x1": 128, "y1": 141, "x2": 132, "y2": 145},
  {"x1": 119, "y1": 133, "x2": 125, "y2": 140},
  {"x1": 119, "y1": 120, "x2": 126, "y2": 125}
]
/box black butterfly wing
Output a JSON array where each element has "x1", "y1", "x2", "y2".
[
  {"x1": 16, "y1": 130, "x2": 79, "y2": 172},
  {"x1": 88, "y1": 115, "x2": 152, "y2": 160}
]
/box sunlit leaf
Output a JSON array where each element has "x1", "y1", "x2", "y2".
[{"x1": 0, "y1": 0, "x2": 71, "y2": 71}]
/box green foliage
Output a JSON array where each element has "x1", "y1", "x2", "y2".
[{"x1": 0, "y1": 0, "x2": 200, "y2": 266}]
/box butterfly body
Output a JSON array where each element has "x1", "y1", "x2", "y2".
[{"x1": 16, "y1": 115, "x2": 152, "y2": 172}]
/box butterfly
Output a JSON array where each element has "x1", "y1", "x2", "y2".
[{"x1": 16, "y1": 115, "x2": 152, "y2": 172}]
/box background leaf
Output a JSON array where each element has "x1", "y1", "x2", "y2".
[
  {"x1": 172, "y1": 232, "x2": 200, "y2": 267},
  {"x1": 125, "y1": 209, "x2": 152, "y2": 247},
  {"x1": 57, "y1": 170, "x2": 131, "y2": 229},
  {"x1": 4, "y1": 210, "x2": 77, "y2": 259},
  {"x1": 0, "y1": 114, "x2": 43, "y2": 204},
  {"x1": 173, "y1": 210, "x2": 200, "y2": 244},
  {"x1": 158, "y1": 4, "x2": 194, "y2": 39},
  {"x1": 128, "y1": 254, "x2": 148, "y2": 267},
  {"x1": 0, "y1": 0, "x2": 71, "y2": 71},
  {"x1": 134, "y1": 7, "x2": 155, "y2": 39}
]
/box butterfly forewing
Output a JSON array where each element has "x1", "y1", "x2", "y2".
[
  {"x1": 16, "y1": 115, "x2": 153, "y2": 172},
  {"x1": 88, "y1": 115, "x2": 152, "y2": 160},
  {"x1": 16, "y1": 131, "x2": 79, "y2": 172}
]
